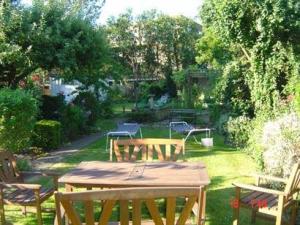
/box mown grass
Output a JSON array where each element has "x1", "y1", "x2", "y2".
[{"x1": 7, "y1": 125, "x2": 272, "y2": 225}]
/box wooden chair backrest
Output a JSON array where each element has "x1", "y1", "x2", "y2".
[
  {"x1": 284, "y1": 162, "x2": 300, "y2": 197},
  {"x1": 110, "y1": 138, "x2": 185, "y2": 162},
  {"x1": 0, "y1": 151, "x2": 22, "y2": 183},
  {"x1": 55, "y1": 187, "x2": 201, "y2": 225}
]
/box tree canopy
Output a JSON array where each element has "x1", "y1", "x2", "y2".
[
  {"x1": 106, "y1": 10, "x2": 201, "y2": 83},
  {"x1": 0, "y1": 0, "x2": 108, "y2": 88}
]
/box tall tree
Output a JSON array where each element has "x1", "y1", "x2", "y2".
[
  {"x1": 0, "y1": 0, "x2": 108, "y2": 88},
  {"x1": 0, "y1": 1, "x2": 35, "y2": 87},
  {"x1": 106, "y1": 10, "x2": 201, "y2": 97},
  {"x1": 63, "y1": 0, "x2": 106, "y2": 25}
]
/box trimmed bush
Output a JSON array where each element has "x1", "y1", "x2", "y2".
[
  {"x1": 0, "y1": 88, "x2": 38, "y2": 152},
  {"x1": 33, "y1": 120, "x2": 62, "y2": 150}
]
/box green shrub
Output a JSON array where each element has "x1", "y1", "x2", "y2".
[
  {"x1": 61, "y1": 104, "x2": 87, "y2": 140},
  {"x1": 139, "y1": 82, "x2": 165, "y2": 100},
  {"x1": 245, "y1": 114, "x2": 269, "y2": 169},
  {"x1": 33, "y1": 120, "x2": 62, "y2": 150},
  {"x1": 225, "y1": 116, "x2": 251, "y2": 148},
  {"x1": 295, "y1": 82, "x2": 300, "y2": 115},
  {"x1": 0, "y1": 88, "x2": 38, "y2": 152},
  {"x1": 214, "y1": 112, "x2": 230, "y2": 135},
  {"x1": 99, "y1": 100, "x2": 113, "y2": 118},
  {"x1": 39, "y1": 95, "x2": 65, "y2": 120},
  {"x1": 17, "y1": 158, "x2": 32, "y2": 171},
  {"x1": 73, "y1": 92, "x2": 100, "y2": 125}
]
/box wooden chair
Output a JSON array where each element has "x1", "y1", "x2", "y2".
[
  {"x1": 110, "y1": 138, "x2": 185, "y2": 162},
  {"x1": 55, "y1": 186, "x2": 204, "y2": 225},
  {"x1": 0, "y1": 151, "x2": 60, "y2": 225},
  {"x1": 232, "y1": 162, "x2": 300, "y2": 225}
]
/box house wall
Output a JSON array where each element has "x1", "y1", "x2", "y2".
[{"x1": 49, "y1": 78, "x2": 108, "y2": 103}]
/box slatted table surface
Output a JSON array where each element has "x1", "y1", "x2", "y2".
[
  {"x1": 57, "y1": 161, "x2": 210, "y2": 225},
  {"x1": 58, "y1": 161, "x2": 210, "y2": 188}
]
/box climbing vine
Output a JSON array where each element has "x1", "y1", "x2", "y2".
[{"x1": 198, "y1": 0, "x2": 300, "y2": 116}]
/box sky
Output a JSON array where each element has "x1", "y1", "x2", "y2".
[
  {"x1": 21, "y1": 0, "x2": 203, "y2": 24},
  {"x1": 99, "y1": 0, "x2": 203, "y2": 24}
]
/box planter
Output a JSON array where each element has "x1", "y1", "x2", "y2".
[{"x1": 201, "y1": 138, "x2": 213, "y2": 147}]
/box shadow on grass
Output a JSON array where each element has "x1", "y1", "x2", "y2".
[{"x1": 205, "y1": 186, "x2": 274, "y2": 225}]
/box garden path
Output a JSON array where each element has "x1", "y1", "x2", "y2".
[{"x1": 32, "y1": 132, "x2": 103, "y2": 170}]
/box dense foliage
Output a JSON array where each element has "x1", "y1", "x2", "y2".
[
  {"x1": 39, "y1": 94, "x2": 98, "y2": 141},
  {"x1": 73, "y1": 92, "x2": 100, "y2": 125},
  {"x1": 0, "y1": 0, "x2": 111, "y2": 150},
  {"x1": 0, "y1": 88, "x2": 38, "y2": 152},
  {"x1": 0, "y1": 0, "x2": 108, "y2": 89},
  {"x1": 106, "y1": 10, "x2": 200, "y2": 97},
  {"x1": 197, "y1": 0, "x2": 300, "y2": 175},
  {"x1": 198, "y1": 0, "x2": 300, "y2": 117},
  {"x1": 61, "y1": 104, "x2": 87, "y2": 140},
  {"x1": 225, "y1": 116, "x2": 251, "y2": 148}
]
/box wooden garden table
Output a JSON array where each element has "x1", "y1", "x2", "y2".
[{"x1": 58, "y1": 161, "x2": 210, "y2": 224}]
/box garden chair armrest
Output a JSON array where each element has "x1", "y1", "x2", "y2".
[
  {"x1": 233, "y1": 182, "x2": 285, "y2": 196},
  {"x1": 0, "y1": 182, "x2": 41, "y2": 190},
  {"x1": 21, "y1": 170, "x2": 60, "y2": 178},
  {"x1": 21, "y1": 171, "x2": 60, "y2": 190},
  {"x1": 252, "y1": 174, "x2": 288, "y2": 183}
]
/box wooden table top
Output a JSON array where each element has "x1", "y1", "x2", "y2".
[{"x1": 58, "y1": 161, "x2": 210, "y2": 188}]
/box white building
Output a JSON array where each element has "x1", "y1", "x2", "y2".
[{"x1": 49, "y1": 77, "x2": 109, "y2": 103}]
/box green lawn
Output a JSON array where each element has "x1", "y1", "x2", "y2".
[{"x1": 7, "y1": 126, "x2": 273, "y2": 225}]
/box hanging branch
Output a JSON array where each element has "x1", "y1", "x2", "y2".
[{"x1": 239, "y1": 44, "x2": 251, "y2": 62}]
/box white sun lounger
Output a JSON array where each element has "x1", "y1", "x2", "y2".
[
  {"x1": 106, "y1": 123, "x2": 143, "y2": 151},
  {"x1": 169, "y1": 121, "x2": 212, "y2": 144}
]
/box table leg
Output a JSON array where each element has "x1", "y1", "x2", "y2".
[
  {"x1": 65, "y1": 184, "x2": 73, "y2": 225},
  {"x1": 197, "y1": 187, "x2": 207, "y2": 225}
]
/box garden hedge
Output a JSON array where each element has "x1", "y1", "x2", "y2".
[
  {"x1": 0, "y1": 88, "x2": 38, "y2": 152},
  {"x1": 33, "y1": 120, "x2": 62, "y2": 151}
]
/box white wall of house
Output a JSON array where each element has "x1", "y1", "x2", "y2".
[
  {"x1": 50, "y1": 78, "x2": 80, "y2": 103},
  {"x1": 50, "y1": 78, "x2": 109, "y2": 103}
]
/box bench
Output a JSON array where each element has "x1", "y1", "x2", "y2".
[{"x1": 110, "y1": 138, "x2": 185, "y2": 162}]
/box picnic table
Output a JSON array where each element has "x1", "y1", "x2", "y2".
[{"x1": 58, "y1": 161, "x2": 210, "y2": 224}]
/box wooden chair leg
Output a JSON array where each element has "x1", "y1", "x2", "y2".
[
  {"x1": 251, "y1": 209, "x2": 257, "y2": 224},
  {"x1": 22, "y1": 206, "x2": 27, "y2": 216},
  {"x1": 233, "y1": 187, "x2": 241, "y2": 225},
  {"x1": 275, "y1": 196, "x2": 284, "y2": 225},
  {"x1": 200, "y1": 188, "x2": 207, "y2": 225},
  {"x1": 34, "y1": 190, "x2": 43, "y2": 225},
  {"x1": 290, "y1": 202, "x2": 298, "y2": 225},
  {"x1": 233, "y1": 205, "x2": 240, "y2": 225},
  {"x1": 0, "y1": 188, "x2": 5, "y2": 225},
  {"x1": 36, "y1": 204, "x2": 43, "y2": 225}
]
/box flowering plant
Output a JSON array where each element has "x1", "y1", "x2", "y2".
[{"x1": 262, "y1": 113, "x2": 300, "y2": 177}]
